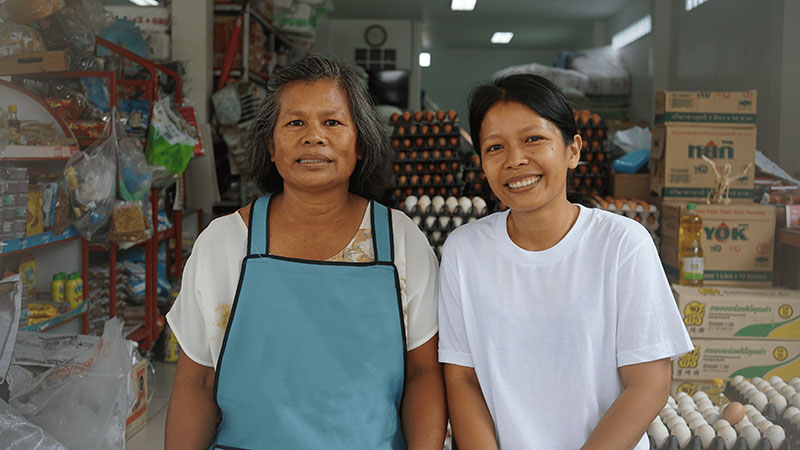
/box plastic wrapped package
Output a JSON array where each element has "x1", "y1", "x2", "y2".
[
  {"x1": 568, "y1": 46, "x2": 631, "y2": 96},
  {"x1": 8, "y1": 318, "x2": 135, "y2": 450},
  {"x1": 35, "y1": 6, "x2": 102, "y2": 72},
  {"x1": 145, "y1": 97, "x2": 199, "y2": 175},
  {"x1": 0, "y1": 22, "x2": 47, "y2": 57},
  {"x1": 3, "y1": 0, "x2": 64, "y2": 24},
  {"x1": 0, "y1": 275, "x2": 22, "y2": 384},
  {"x1": 0, "y1": 398, "x2": 67, "y2": 450},
  {"x1": 211, "y1": 83, "x2": 242, "y2": 126}
]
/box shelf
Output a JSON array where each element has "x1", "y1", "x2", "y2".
[
  {"x1": 0, "y1": 144, "x2": 79, "y2": 160},
  {"x1": 778, "y1": 227, "x2": 800, "y2": 249},
  {"x1": 20, "y1": 301, "x2": 89, "y2": 332},
  {"x1": 213, "y1": 68, "x2": 268, "y2": 87},
  {"x1": 1, "y1": 227, "x2": 80, "y2": 256},
  {"x1": 213, "y1": 2, "x2": 294, "y2": 47}
]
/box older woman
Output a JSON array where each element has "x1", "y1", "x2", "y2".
[{"x1": 165, "y1": 55, "x2": 446, "y2": 449}]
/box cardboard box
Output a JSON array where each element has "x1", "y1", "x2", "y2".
[
  {"x1": 670, "y1": 379, "x2": 719, "y2": 398},
  {"x1": 26, "y1": 185, "x2": 43, "y2": 236},
  {"x1": 780, "y1": 205, "x2": 800, "y2": 228},
  {"x1": 661, "y1": 203, "x2": 776, "y2": 286},
  {"x1": 611, "y1": 173, "x2": 652, "y2": 200},
  {"x1": 673, "y1": 338, "x2": 800, "y2": 380},
  {"x1": 673, "y1": 284, "x2": 800, "y2": 339},
  {"x1": 0, "y1": 51, "x2": 68, "y2": 75},
  {"x1": 655, "y1": 90, "x2": 757, "y2": 127},
  {"x1": 126, "y1": 358, "x2": 148, "y2": 439},
  {"x1": 650, "y1": 125, "x2": 757, "y2": 204}
]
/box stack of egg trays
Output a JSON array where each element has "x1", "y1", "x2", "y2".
[
  {"x1": 573, "y1": 118, "x2": 610, "y2": 196},
  {"x1": 603, "y1": 201, "x2": 660, "y2": 247},
  {"x1": 648, "y1": 434, "x2": 792, "y2": 450},
  {"x1": 0, "y1": 165, "x2": 29, "y2": 240},
  {"x1": 403, "y1": 200, "x2": 489, "y2": 259},
  {"x1": 724, "y1": 384, "x2": 800, "y2": 449},
  {"x1": 390, "y1": 123, "x2": 465, "y2": 203}
]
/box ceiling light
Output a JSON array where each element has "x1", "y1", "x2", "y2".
[
  {"x1": 129, "y1": 0, "x2": 159, "y2": 5},
  {"x1": 419, "y1": 52, "x2": 431, "y2": 68},
  {"x1": 491, "y1": 32, "x2": 514, "y2": 44},
  {"x1": 451, "y1": 0, "x2": 476, "y2": 11}
]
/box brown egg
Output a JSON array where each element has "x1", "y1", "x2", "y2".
[
  {"x1": 466, "y1": 171, "x2": 476, "y2": 181},
  {"x1": 391, "y1": 113, "x2": 400, "y2": 123},
  {"x1": 410, "y1": 174, "x2": 420, "y2": 185},
  {"x1": 413, "y1": 111, "x2": 424, "y2": 122},
  {"x1": 439, "y1": 162, "x2": 448, "y2": 172},
  {"x1": 585, "y1": 128, "x2": 594, "y2": 138},
  {"x1": 422, "y1": 174, "x2": 431, "y2": 184},
  {"x1": 410, "y1": 150, "x2": 418, "y2": 160},
  {"x1": 428, "y1": 162, "x2": 437, "y2": 172},
  {"x1": 417, "y1": 187, "x2": 425, "y2": 196},
  {"x1": 409, "y1": 125, "x2": 418, "y2": 135},
  {"x1": 445, "y1": 173, "x2": 455, "y2": 184},
  {"x1": 585, "y1": 152, "x2": 594, "y2": 162},
  {"x1": 433, "y1": 174, "x2": 442, "y2": 184},
  {"x1": 425, "y1": 110, "x2": 434, "y2": 122},
  {"x1": 578, "y1": 165, "x2": 588, "y2": 174},
  {"x1": 591, "y1": 113, "x2": 602, "y2": 126},
  {"x1": 438, "y1": 137, "x2": 448, "y2": 147},
  {"x1": 427, "y1": 187, "x2": 436, "y2": 196},
  {"x1": 402, "y1": 111, "x2": 412, "y2": 122},
  {"x1": 403, "y1": 138, "x2": 412, "y2": 148},
  {"x1": 597, "y1": 128, "x2": 606, "y2": 139},
  {"x1": 432, "y1": 149, "x2": 441, "y2": 159},
  {"x1": 414, "y1": 138, "x2": 424, "y2": 148},
  {"x1": 722, "y1": 402, "x2": 745, "y2": 425},
  {"x1": 398, "y1": 175, "x2": 407, "y2": 185},
  {"x1": 444, "y1": 123, "x2": 453, "y2": 134},
  {"x1": 421, "y1": 150, "x2": 430, "y2": 160},
  {"x1": 592, "y1": 140, "x2": 601, "y2": 151},
  {"x1": 426, "y1": 137, "x2": 436, "y2": 147},
  {"x1": 397, "y1": 152, "x2": 406, "y2": 160},
  {"x1": 447, "y1": 110, "x2": 457, "y2": 121},
  {"x1": 572, "y1": 178, "x2": 582, "y2": 187},
  {"x1": 451, "y1": 162, "x2": 459, "y2": 171},
  {"x1": 450, "y1": 187, "x2": 459, "y2": 196},
  {"x1": 394, "y1": 188, "x2": 403, "y2": 197},
  {"x1": 392, "y1": 139, "x2": 400, "y2": 148},
  {"x1": 581, "y1": 139, "x2": 588, "y2": 150},
  {"x1": 594, "y1": 178, "x2": 604, "y2": 187},
  {"x1": 627, "y1": 200, "x2": 637, "y2": 209},
  {"x1": 473, "y1": 182, "x2": 484, "y2": 193},
  {"x1": 432, "y1": 124, "x2": 441, "y2": 134},
  {"x1": 470, "y1": 154, "x2": 479, "y2": 164},
  {"x1": 445, "y1": 149, "x2": 454, "y2": 159},
  {"x1": 439, "y1": 187, "x2": 448, "y2": 196},
  {"x1": 613, "y1": 199, "x2": 625, "y2": 209},
  {"x1": 436, "y1": 110, "x2": 445, "y2": 121},
  {"x1": 421, "y1": 124, "x2": 430, "y2": 135},
  {"x1": 597, "y1": 152, "x2": 606, "y2": 162},
  {"x1": 591, "y1": 165, "x2": 600, "y2": 175},
  {"x1": 647, "y1": 215, "x2": 656, "y2": 225},
  {"x1": 404, "y1": 163, "x2": 413, "y2": 173},
  {"x1": 449, "y1": 137, "x2": 459, "y2": 147},
  {"x1": 393, "y1": 163, "x2": 401, "y2": 173},
  {"x1": 633, "y1": 215, "x2": 643, "y2": 223},
  {"x1": 416, "y1": 163, "x2": 425, "y2": 172},
  {"x1": 396, "y1": 126, "x2": 405, "y2": 136}
]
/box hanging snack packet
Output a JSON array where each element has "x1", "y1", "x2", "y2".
[{"x1": 145, "y1": 98, "x2": 198, "y2": 175}]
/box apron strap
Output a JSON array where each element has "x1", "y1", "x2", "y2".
[
  {"x1": 248, "y1": 195, "x2": 271, "y2": 256},
  {"x1": 371, "y1": 201, "x2": 393, "y2": 264}
]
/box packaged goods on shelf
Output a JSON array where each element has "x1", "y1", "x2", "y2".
[
  {"x1": 655, "y1": 90, "x2": 757, "y2": 128},
  {"x1": 661, "y1": 203, "x2": 776, "y2": 287},
  {"x1": 0, "y1": 166, "x2": 29, "y2": 241},
  {"x1": 673, "y1": 338, "x2": 800, "y2": 381},
  {"x1": 674, "y1": 284, "x2": 800, "y2": 339}
]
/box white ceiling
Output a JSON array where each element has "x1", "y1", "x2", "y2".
[{"x1": 328, "y1": 0, "x2": 634, "y2": 50}]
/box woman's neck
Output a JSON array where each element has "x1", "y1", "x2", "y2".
[
  {"x1": 275, "y1": 185, "x2": 363, "y2": 227},
  {"x1": 506, "y1": 198, "x2": 579, "y2": 252}
]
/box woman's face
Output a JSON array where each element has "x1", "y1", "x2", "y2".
[
  {"x1": 271, "y1": 79, "x2": 360, "y2": 193},
  {"x1": 479, "y1": 101, "x2": 580, "y2": 213}
]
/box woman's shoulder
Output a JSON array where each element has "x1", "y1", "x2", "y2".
[
  {"x1": 582, "y1": 206, "x2": 654, "y2": 248},
  {"x1": 191, "y1": 213, "x2": 248, "y2": 258}
]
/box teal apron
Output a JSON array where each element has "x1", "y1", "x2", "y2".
[{"x1": 211, "y1": 195, "x2": 407, "y2": 449}]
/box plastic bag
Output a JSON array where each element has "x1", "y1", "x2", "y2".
[
  {"x1": 8, "y1": 318, "x2": 135, "y2": 450},
  {"x1": 0, "y1": 398, "x2": 67, "y2": 450},
  {"x1": 3, "y1": 0, "x2": 64, "y2": 24},
  {"x1": 63, "y1": 116, "x2": 117, "y2": 242},
  {"x1": 0, "y1": 22, "x2": 47, "y2": 57},
  {"x1": 610, "y1": 126, "x2": 651, "y2": 154},
  {"x1": 0, "y1": 275, "x2": 22, "y2": 384},
  {"x1": 145, "y1": 97, "x2": 198, "y2": 175}
]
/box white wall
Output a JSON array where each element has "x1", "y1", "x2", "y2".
[
  {"x1": 171, "y1": 0, "x2": 213, "y2": 122},
  {"x1": 420, "y1": 48, "x2": 560, "y2": 136},
  {"x1": 607, "y1": 0, "x2": 652, "y2": 124},
  {"x1": 315, "y1": 18, "x2": 421, "y2": 111}
]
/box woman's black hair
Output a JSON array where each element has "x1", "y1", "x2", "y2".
[
  {"x1": 244, "y1": 54, "x2": 392, "y2": 201},
  {"x1": 468, "y1": 74, "x2": 598, "y2": 208}
]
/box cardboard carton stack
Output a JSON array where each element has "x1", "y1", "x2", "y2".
[{"x1": 671, "y1": 286, "x2": 800, "y2": 396}]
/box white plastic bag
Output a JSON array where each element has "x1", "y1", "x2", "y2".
[
  {"x1": 9, "y1": 318, "x2": 135, "y2": 450},
  {"x1": 0, "y1": 398, "x2": 67, "y2": 450},
  {"x1": 0, "y1": 274, "x2": 21, "y2": 383},
  {"x1": 611, "y1": 126, "x2": 651, "y2": 154}
]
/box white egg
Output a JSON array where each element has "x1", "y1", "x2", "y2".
[
  {"x1": 661, "y1": 408, "x2": 677, "y2": 421},
  {"x1": 688, "y1": 416, "x2": 707, "y2": 431},
  {"x1": 750, "y1": 414, "x2": 766, "y2": 426},
  {"x1": 676, "y1": 392, "x2": 690, "y2": 400},
  {"x1": 412, "y1": 216, "x2": 422, "y2": 226},
  {"x1": 445, "y1": 196, "x2": 459, "y2": 214},
  {"x1": 744, "y1": 404, "x2": 757, "y2": 414},
  {"x1": 702, "y1": 409, "x2": 721, "y2": 425},
  {"x1": 793, "y1": 381, "x2": 800, "y2": 392},
  {"x1": 467, "y1": 217, "x2": 477, "y2": 223},
  {"x1": 771, "y1": 393, "x2": 788, "y2": 414},
  {"x1": 431, "y1": 231, "x2": 442, "y2": 242},
  {"x1": 735, "y1": 418, "x2": 753, "y2": 432},
  {"x1": 756, "y1": 420, "x2": 774, "y2": 434},
  {"x1": 667, "y1": 416, "x2": 687, "y2": 430},
  {"x1": 791, "y1": 392, "x2": 800, "y2": 407},
  {"x1": 791, "y1": 377, "x2": 800, "y2": 385},
  {"x1": 692, "y1": 391, "x2": 709, "y2": 403},
  {"x1": 648, "y1": 422, "x2": 669, "y2": 447},
  {"x1": 652, "y1": 415, "x2": 663, "y2": 425},
  {"x1": 695, "y1": 424, "x2": 716, "y2": 449},
  {"x1": 792, "y1": 412, "x2": 800, "y2": 427},
  {"x1": 431, "y1": 196, "x2": 445, "y2": 213},
  {"x1": 677, "y1": 403, "x2": 695, "y2": 417},
  {"x1": 696, "y1": 399, "x2": 714, "y2": 412},
  {"x1": 686, "y1": 411, "x2": 703, "y2": 423},
  {"x1": 784, "y1": 406, "x2": 800, "y2": 421},
  {"x1": 670, "y1": 423, "x2": 691, "y2": 449},
  {"x1": 780, "y1": 385, "x2": 796, "y2": 398},
  {"x1": 404, "y1": 195, "x2": 418, "y2": 213},
  {"x1": 438, "y1": 216, "x2": 450, "y2": 229},
  {"x1": 713, "y1": 419, "x2": 731, "y2": 432},
  {"x1": 418, "y1": 195, "x2": 431, "y2": 213},
  {"x1": 752, "y1": 377, "x2": 765, "y2": 385},
  {"x1": 451, "y1": 216, "x2": 463, "y2": 227},
  {"x1": 425, "y1": 216, "x2": 437, "y2": 229},
  {"x1": 769, "y1": 376, "x2": 784, "y2": 386},
  {"x1": 740, "y1": 425, "x2": 762, "y2": 449},
  {"x1": 458, "y1": 197, "x2": 472, "y2": 214},
  {"x1": 472, "y1": 197, "x2": 487, "y2": 215},
  {"x1": 732, "y1": 375, "x2": 745, "y2": 386},
  {"x1": 667, "y1": 396, "x2": 678, "y2": 409},
  {"x1": 764, "y1": 425, "x2": 786, "y2": 449},
  {"x1": 742, "y1": 386, "x2": 758, "y2": 398},
  {"x1": 716, "y1": 426, "x2": 737, "y2": 449},
  {"x1": 751, "y1": 392, "x2": 768, "y2": 411}
]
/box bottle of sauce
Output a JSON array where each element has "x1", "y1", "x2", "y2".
[
  {"x1": 679, "y1": 203, "x2": 704, "y2": 286},
  {"x1": 65, "y1": 272, "x2": 84, "y2": 310},
  {"x1": 8, "y1": 105, "x2": 23, "y2": 144},
  {"x1": 51, "y1": 272, "x2": 66, "y2": 303}
]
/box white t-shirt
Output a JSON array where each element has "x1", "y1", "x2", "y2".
[
  {"x1": 167, "y1": 204, "x2": 439, "y2": 369},
  {"x1": 438, "y1": 205, "x2": 694, "y2": 450}
]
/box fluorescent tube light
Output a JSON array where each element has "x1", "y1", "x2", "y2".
[
  {"x1": 491, "y1": 32, "x2": 514, "y2": 44},
  {"x1": 611, "y1": 14, "x2": 651, "y2": 50},
  {"x1": 129, "y1": 0, "x2": 159, "y2": 5},
  {"x1": 685, "y1": 0, "x2": 710, "y2": 11},
  {"x1": 451, "y1": 0, "x2": 476, "y2": 11}
]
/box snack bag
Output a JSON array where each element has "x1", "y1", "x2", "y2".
[{"x1": 145, "y1": 98, "x2": 198, "y2": 175}]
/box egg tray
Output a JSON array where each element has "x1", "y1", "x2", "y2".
[
  {"x1": 648, "y1": 434, "x2": 792, "y2": 450},
  {"x1": 725, "y1": 386, "x2": 800, "y2": 448},
  {"x1": 391, "y1": 128, "x2": 461, "y2": 139},
  {"x1": 393, "y1": 155, "x2": 465, "y2": 165},
  {"x1": 393, "y1": 149, "x2": 462, "y2": 161},
  {"x1": 392, "y1": 187, "x2": 463, "y2": 200}
]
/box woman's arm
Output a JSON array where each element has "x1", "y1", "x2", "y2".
[
  {"x1": 402, "y1": 334, "x2": 447, "y2": 450},
  {"x1": 444, "y1": 363, "x2": 498, "y2": 450},
  {"x1": 165, "y1": 353, "x2": 219, "y2": 450},
  {"x1": 581, "y1": 358, "x2": 671, "y2": 450}
]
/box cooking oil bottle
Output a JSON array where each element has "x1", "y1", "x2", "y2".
[{"x1": 679, "y1": 203, "x2": 704, "y2": 286}]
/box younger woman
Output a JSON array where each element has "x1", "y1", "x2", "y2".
[{"x1": 438, "y1": 74, "x2": 693, "y2": 450}]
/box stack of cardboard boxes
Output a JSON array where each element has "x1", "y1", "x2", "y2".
[{"x1": 648, "y1": 90, "x2": 797, "y2": 395}]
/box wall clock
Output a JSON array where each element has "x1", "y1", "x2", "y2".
[{"x1": 364, "y1": 24, "x2": 388, "y2": 47}]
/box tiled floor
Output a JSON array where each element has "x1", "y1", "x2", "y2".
[{"x1": 127, "y1": 361, "x2": 177, "y2": 450}]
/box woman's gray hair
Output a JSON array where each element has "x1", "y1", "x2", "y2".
[{"x1": 244, "y1": 54, "x2": 392, "y2": 201}]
